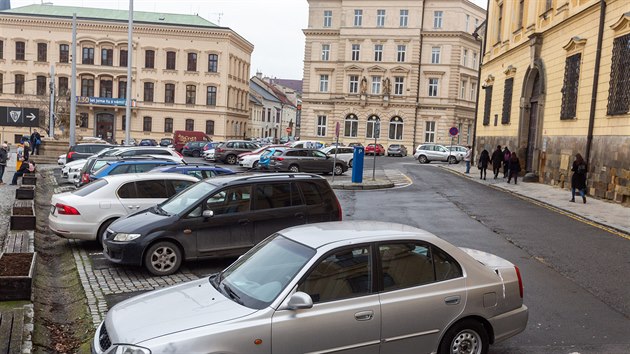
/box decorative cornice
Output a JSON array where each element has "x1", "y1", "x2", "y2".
[
  {"x1": 562, "y1": 36, "x2": 587, "y2": 51},
  {"x1": 367, "y1": 65, "x2": 387, "y2": 73},
  {"x1": 484, "y1": 74, "x2": 495, "y2": 86},
  {"x1": 423, "y1": 70, "x2": 445, "y2": 76},
  {"x1": 610, "y1": 12, "x2": 630, "y2": 32},
  {"x1": 344, "y1": 65, "x2": 363, "y2": 72},
  {"x1": 503, "y1": 65, "x2": 517, "y2": 76},
  {"x1": 303, "y1": 29, "x2": 340, "y2": 36},
  {"x1": 390, "y1": 66, "x2": 410, "y2": 74}
]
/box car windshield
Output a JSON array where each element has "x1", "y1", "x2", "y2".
[
  {"x1": 212, "y1": 234, "x2": 315, "y2": 309},
  {"x1": 159, "y1": 180, "x2": 217, "y2": 215},
  {"x1": 92, "y1": 163, "x2": 112, "y2": 176}
]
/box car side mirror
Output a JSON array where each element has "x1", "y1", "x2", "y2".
[
  {"x1": 202, "y1": 210, "x2": 214, "y2": 218},
  {"x1": 287, "y1": 291, "x2": 313, "y2": 310}
]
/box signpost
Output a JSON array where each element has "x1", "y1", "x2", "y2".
[
  {"x1": 448, "y1": 126, "x2": 459, "y2": 164},
  {"x1": 0, "y1": 107, "x2": 40, "y2": 127},
  {"x1": 332, "y1": 122, "x2": 340, "y2": 182}
]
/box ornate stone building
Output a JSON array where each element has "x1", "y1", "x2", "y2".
[
  {"x1": 476, "y1": 0, "x2": 630, "y2": 205},
  {"x1": 0, "y1": 4, "x2": 253, "y2": 144},
  {"x1": 301, "y1": 0, "x2": 485, "y2": 149}
]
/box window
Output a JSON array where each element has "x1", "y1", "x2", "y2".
[
  {"x1": 187, "y1": 52, "x2": 197, "y2": 71},
  {"x1": 145, "y1": 50, "x2": 155, "y2": 68},
  {"x1": 497, "y1": 4, "x2": 503, "y2": 42},
  {"x1": 165, "y1": 83, "x2": 175, "y2": 103},
  {"x1": 354, "y1": 9, "x2": 363, "y2": 27},
  {"x1": 143, "y1": 116, "x2": 152, "y2": 132},
  {"x1": 144, "y1": 82, "x2": 154, "y2": 102},
  {"x1": 394, "y1": 77, "x2": 404, "y2": 95},
  {"x1": 101, "y1": 48, "x2": 113, "y2": 66},
  {"x1": 166, "y1": 51, "x2": 176, "y2": 70},
  {"x1": 0, "y1": 40, "x2": 3, "y2": 59},
  {"x1": 466, "y1": 14, "x2": 470, "y2": 32},
  {"x1": 483, "y1": 86, "x2": 493, "y2": 125},
  {"x1": 36, "y1": 76, "x2": 46, "y2": 96},
  {"x1": 37, "y1": 43, "x2": 47, "y2": 62},
  {"x1": 59, "y1": 44, "x2": 69, "y2": 63},
  {"x1": 82, "y1": 47, "x2": 94, "y2": 64},
  {"x1": 185, "y1": 119, "x2": 194, "y2": 131},
  {"x1": 366, "y1": 115, "x2": 380, "y2": 138},
  {"x1": 518, "y1": 0, "x2": 525, "y2": 29},
  {"x1": 298, "y1": 245, "x2": 372, "y2": 303},
  {"x1": 80, "y1": 113, "x2": 89, "y2": 128},
  {"x1": 425, "y1": 121, "x2": 435, "y2": 142},
  {"x1": 136, "y1": 180, "x2": 169, "y2": 199},
  {"x1": 164, "y1": 118, "x2": 173, "y2": 133},
  {"x1": 434, "y1": 11, "x2": 443, "y2": 28},
  {"x1": 475, "y1": 18, "x2": 479, "y2": 29},
  {"x1": 431, "y1": 47, "x2": 441, "y2": 64},
  {"x1": 208, "y1": 54, "x2": 218, "y2": 72},
  {"x1": 389, "y1": 116, "x2": 403, "y2": 140},
  {"x1": 316, "y1": 115, "x2": 327, "y2": 136},
  {"x1": 470, "y1": 82, "x2": 477, "y2": 101},
  {"x1": 428, "y1": 78, "x2": 439, "y2": 97},
  {"x1": 119, "y1": 49, "x2": 128, "y2": 67},
  {"x1": 397, "y1": 45, "x2": 406, "y2": 62},
  {"x1": 462, "y1": 49, "x2": 468, "y2": 67},
  {"x1": 206, "y1": 120, "x2": 215, "y2": 135},
  {"x1": 100, "y1": 79, "x2": 113, "y2": 98},
  {"x1": 118, "y1": 80, "x2": 126, "y2": 99},
  {"x1": 16, "y1": 41, "x2": 25, "y2": 60},
  {"x1": 400, "y1": 9, "x2": 409, "y2": 27},
  {"x1": 206, "y1": 86, "x2": 217, "y2": 106},
  {"x1": 545, "y1": 0, "x2": 553, "y2": 11},
  {"x1": 561, "y1": 54, "x2": 581, "y2": 119},
  {"x1": 323, "y1": 10, "x2": 332, "y2": 27},
  {"x1": 186, "y1": 85, "x2": 196, "y2": 104},
  {"x1": 321, "y1": 44, "x2": 330, "y2": 61},
  {"x1": 374, "y1": 44, "x2": 383, "y2": 62},
  {"x1": 253, "y1": 183, "x2": 302, "y2": 210},
  {"x1": 351, "y1": 44, "x2": 360, "y2": 61},
  {"x1": 502, "y1": 78, "x2": 514, "y2": 124},
  {"x1": 349, "y1": 75, "x2": 359, "y2": 94},
  {"x1": 81, "y1": 78, "x2": 94, "y2": 96},
  {"x1": 607, "y1": 33, "x2": 630, "y2": 115},
  {"x1": 371, "y1": 76, "x2": 381, "y2": 94},
  {"x1": 377, "y1": 9, "x2": 386, "y2": 27},
  {"x1": 344, "y1": 113, "x2": 358, "y2": 137},
  {"x1": 0, "y1": 74, "x2": 2, "y2": 94},
  {"x1": 58, "y1": 77, "x2": 69, "y2": 96},
  {"x1": 472, "y1": 52, "x2": 478, "y2": 68},
  {"x1": 460, "y1": 80, "x2": 467, "y2": 99},
  {"x1": 319, "y1": 74, "x2": 329, "y2": 92}
]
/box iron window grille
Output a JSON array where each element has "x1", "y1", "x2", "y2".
[
  {"x1": 483, "y1": 86, "x2": 493, "y2": 126},
  {"x1": 501, "y1": 78, "x2": 514, "y2": 124},
  {"x1": 607, "y1": 33, "x2": 630, "y2": 116},
  {"x1": 560, "y1": 53, "x2": 581, "y2": 119}
]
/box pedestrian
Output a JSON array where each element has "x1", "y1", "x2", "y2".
[
  {"x1": 0, "y1": 143, "x2": 9, "y2": 184},
  {"x1": 507, "y1": 152, "x2": 521, "y2": 184},
  {"x1": 478, "y1": 149, "x2": 490, "y2": 180},
  {"x1": 570, "y1": 153, "x2": 587, "y2": 203},
  {"x1": 22, "y1": 141, "x2": 30, "y2": 163},
  {"x1": 502, "y1": 146, "x2": 511, "y2": 178},
  {"x1": 30, "y1": 129, "x2": 42, "y2": 155},
  {"x1": 491, "y1": 145, "x2": 503, "y2": 179},
  {"x1": 464, "y1": 146, "x2": 472, "y2": 174},
  {"x1": 11, "y1": 160, "x2": 35, "y2": 186}
]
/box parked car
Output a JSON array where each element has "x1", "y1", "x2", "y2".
[
  {"x1": 182, "y1": 141, "x2": 208, "y2": 157},
  {"x1": 320, "y1": 146, "x2": 355, "y2": 167},
  {"x1": 173, "y1": 130, "x2": 211, "y2": 152},
  {"x1": 58, "y1": 154, "x2": 66, "y2": 165},
  {"x1": 387, "y1": 144, "x2": 408, "y2": 157},
  {"x1": 290, "y1": 140, "x2": 326, "y2": 149},
  {"x1": 49, "y1": 173, "x2": 198, "y2": 245},
  {"x1": 365, "y1": 143, "x2": 385, "y2": 156},
  {"x1": 414, "y1": 143, "x2": 461, "y2": 164},
  {"x1": 89, "y1": 158, "x2": 179, "y2": 182},
  {"x1": 65, "y1": 143, "x2": 113, "y2": 163},
  {"x1": 61, "y1": 159, "x2": 88, "y2": 185},
  {"x1": 214, "y1": 140, "x2": 260, "y2": 165},
  {"x1": 150, "y1": 164, "x2": 235, "y2": 180},
  {"x1": 93, "y1": 221, "x2": 528, "y2": 354},
  {"x1": 102, "y1": 173, "x2": 342, "y2": 275},
  {"x1": 348, "y1": 142, "x2": 363, "y2": 147},
  {"x1": 446, "y1": 145, "x2": 469, "y2": 162},
  {"x1": 269, "y1": 148, "x2": 348, "y2": 175},
  {"x1": 202, "y1": 142, "x2": 223, "y2": 161},
  {"x1": 159, "y1": 138, "x2": 173, "y2": 147},
  {"x1": 139, "y1": 139, "x2": 158, "y2": 146},
  {"x1": 238, "y1": 146, "x2": 287, "y2": 169}
]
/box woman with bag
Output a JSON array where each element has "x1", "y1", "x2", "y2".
[
  {"x1": 570, "y1": 153, "x2": 587, "y2": 203},
  {"x1": 478, "y1": 149, "x2": 490, "y2": 180}
]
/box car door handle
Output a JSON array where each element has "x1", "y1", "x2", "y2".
[
  {"x1": 238, "y1": 219, "x2": 250, "y2": 225},
  {"x1": 294, "y1": 212, "x2": 305, "y2": 219},
  {"x1": 127, "y1": 205, "x2": 139, "y2": 209},
  {"x1": 183, "y1": 229, "x2": 192, "y2": 234},
  {"x1": 444, "y1": 296, "x2": 461, "y2": 305},
  {"x1": 354, "y1": 310, "x2": 374, "y2": 321}
]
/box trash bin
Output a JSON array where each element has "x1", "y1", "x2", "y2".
[{"x1": 352, "y1": 146, "x2": 364, "y2": 183}]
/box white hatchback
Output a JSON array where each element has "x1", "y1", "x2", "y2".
[
  {"x1": 61, "y1": 159, "x2": 87, "y2": 184},
  {"x1": 320, "y1": 146, "x2": 356, "y2": 167},
  {"x1": 49, "y1": 173, "x2": 198, "y2": 244}
]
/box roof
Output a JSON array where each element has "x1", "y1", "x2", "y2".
[
  {"x1": 101, "y1": 172, "x2": 198, "y2": 183},
  {"x1": 1, "y1": 4, "x2": 218, "y2": 28},
  {"x1": 249, "y1": 93, "x2": 263, "y2": 106},
  {"x1": 250, "y1": 80, "x2": 281, "y2": 104},
  {"x1": 259, "y1": 80, "x2": 296, "y2": 108},
  {"x1": 269, "y1": 79, "x2": 303, "y2": 94}
]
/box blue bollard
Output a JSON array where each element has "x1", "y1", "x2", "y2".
[{"x1": 352, "y1": 146, "x2": 364, "y2": 183}]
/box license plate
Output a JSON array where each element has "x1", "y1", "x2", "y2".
[{"x1": 50, "y1": 205, "x2": 56, "y2": 215}]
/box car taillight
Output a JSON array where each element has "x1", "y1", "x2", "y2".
[
  {"x1": 515, "y1": 266, "x2": 523, "y2": 298},
  {"x1": 55, "y1": 203, "x2": 80, "y2": 215},
  {"x1": 216, "y1": 148, "x2": 225, "y2": 153},
  {"x1": 81, "y1": 173, "x2": 90, "y2": 183},
  {"x1": 67, "y1": 151, "x2": 76, "y2": 159},
  {"x1": 275, "y1": 157, "x2": 284, "y2": 161}
]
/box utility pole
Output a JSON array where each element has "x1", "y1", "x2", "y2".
[
  {"x1": 49, "y1": 64, "x2": 55, "y2": 137},
  {"x1": 124, "y1": 0, "x2": 133, "y2": 145},
  {"x1": 69, "y1": 13, "x2": 77, "y2": 146}
]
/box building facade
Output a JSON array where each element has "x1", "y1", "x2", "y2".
[
  {"x1": 476, "y1": 0, "x2": 630, "y2": 205},
  {"x1": 301, "y1": 0, "x2": 485, "y2": 149},
  {"x1": 0, "y1": 4, "x2": 253, "y2": 144}
]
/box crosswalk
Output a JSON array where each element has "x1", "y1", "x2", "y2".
[{"x1": 384, "y1": 169, "x2": 412, "y2": 188}]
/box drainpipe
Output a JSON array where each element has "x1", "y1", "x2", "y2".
[
  {"x1": 472, "y1": 0, "x2": 491, "y2": 164},
  {"x1": 412, "y1": 0, "x2": 427, "y2": 149},
  {"x1": 585, "y1": 0, "x2": 606, "y2": 166}
]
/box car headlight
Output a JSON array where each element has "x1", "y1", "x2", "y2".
[
  {"x1": 108, "y1": 345, "x2": 151, "y2": 354},
  {"x1": 113, "y1": 233, "x2": 142, "y2": 241}
]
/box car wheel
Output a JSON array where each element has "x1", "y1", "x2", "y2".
[
  {"x1": 348, "y1": 159, "x2": 353, "y2": 168},
  {"x1": 419, "y1": 155, "x2": 428, "y2": 164},
  {"x1": 96, "y1": 218, "x2": 117, "y2": 248},
  {"x1": 252, "y1": 161, "x2": 259, "y2": 169},
  {"x1": 438, "y1": 319, "x2": 489, "y2": 354},
  {"x1": 144, "y1": 241, "x2": 182, "y2": 276},
  {"x1": 333, "y1": 164, "x2": 344, "y2": 176},
  {"x1": 448, "y1": 156, "x2": 457, "y2": 164},
  {"x1": 289, "y1": 164, "x2": 300, "y2": 173},
  {"x1": 192, "y1": 150, "x2": 200, "y2": 157},
  {"x1": 225, "y1": 154, "x2": 237, "y2": 165}
]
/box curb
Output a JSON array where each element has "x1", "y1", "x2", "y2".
[{"x1": 331, "y1": 181, "x2": 395, "y2": 190}]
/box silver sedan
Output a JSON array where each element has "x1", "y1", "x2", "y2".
[{"x1": 94, "y1": 221, "x2": 528, "y2": 354}]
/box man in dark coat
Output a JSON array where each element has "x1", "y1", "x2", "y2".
[
  {"x1": 30, "y1": 129, "x2": 41, "y2": 155},
  {"x1": 491, "y1": 145, "x2": 503, "y2": 179},
  {"x1": 571, "y1": 153, "x2": 587, "y2": 203}
]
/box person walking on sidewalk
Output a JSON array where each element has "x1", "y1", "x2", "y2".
[
  {"x1": 478, "y1": 149, "x2": 490, "y2": 180},
  {"x1": 507, "y1": 152, "x2": 521, "y2": 184},
  {"x1": 464, "y1": 146, "x2": 472, "y2": 174},
  {"x1": 502, "y1": 146, "x2": 511, "y2": 178},
  {"x1": 491, "y1": 145, "x2": 503, "y2": 179},
  {"x1": 570, "y1": 153, "x2": 588, "y2": 203},
  {"x1": 0, "y1": 143, "x2": 8, "y2": 184},
  {"x1": 30, "y1": 129, "x2": 42, "y2": 155}
]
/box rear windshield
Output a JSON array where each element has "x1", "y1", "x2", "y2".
[
  {"x1": 93, "y1": 163, "x2": 112, "y2": 176},
  {"x1": 73, "y1": 179, "x2": 108, "y2": 196}
]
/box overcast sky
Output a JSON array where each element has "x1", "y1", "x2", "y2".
[{"x1": 12, "y1": 0, "x2": 487, "y2": 80}]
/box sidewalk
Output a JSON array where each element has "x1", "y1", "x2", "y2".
[
  {"x1": 440, "y1": 163, "x2": 630, "y2": 236},
  {"x1": 323, "y1": 168, "x2": 415, "y2": 190}
]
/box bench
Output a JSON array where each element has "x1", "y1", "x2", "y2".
[{"x1": 0, "y1": 308, "x2": 25, "y2": 354}]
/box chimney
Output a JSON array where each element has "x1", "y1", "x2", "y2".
[
  {"x1": 0, "y1": 0, "x2": 11, "y2": 11},
  {"x1": 256, "y1": 71, "x2": 263, "y2": 79}
]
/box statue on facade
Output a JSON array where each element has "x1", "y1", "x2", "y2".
[
  {"x1": 360, "y1": 76, "x2": 368, "y2": 95},
  {"x1": 383, "y1": 77, "x2": 391, "y2": 96}
]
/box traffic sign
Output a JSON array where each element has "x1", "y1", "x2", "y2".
[
  {"x1": 286, "y1": 127, "x2": 292, "y2": 133},
  {"x1": 449, "y1": 127, "x2": 459, "y2": 136},
  {"x1": 0, "y1": 107, "x2": 40, "y2": 127}
]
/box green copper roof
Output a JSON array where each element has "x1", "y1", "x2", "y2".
[{"x1": 1, "y1": 4, "x2": 218, "y2": 28}]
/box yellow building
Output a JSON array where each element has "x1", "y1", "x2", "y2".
[
  {"x1": 476, "y1": 0, "x2": 630, "y2": 205},
  {"x1": 0, "y1": 4, "x2": 253, "y2": 144}
]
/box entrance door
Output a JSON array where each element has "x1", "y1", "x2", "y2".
[{"x1": 96, "y1": 113, "x2": 115, "y2": 142}]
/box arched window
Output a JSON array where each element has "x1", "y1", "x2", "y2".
[
  {"x1": 185, "y1": 119, "x2": 194, "y2": 131},
  {"x1": 366, "y1": 115, "x2": 380, "y2": 139},
  {"x1": 389, "y1": 116, "x2": 404, "y2": 140},
  {"x1": 344, "y1": 113, "x2": 358, "y2": 137}
]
